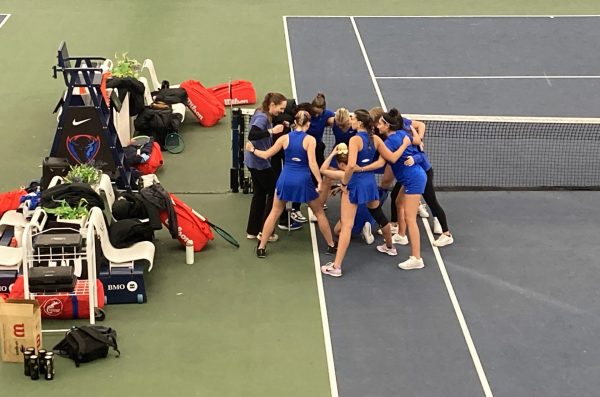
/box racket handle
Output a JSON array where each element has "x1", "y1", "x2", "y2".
[{"x1": 191, "y1": 209, "x2": 207, "y2": 221}]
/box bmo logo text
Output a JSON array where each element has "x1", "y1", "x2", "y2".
[{"x1": 107, "y1": 282, "x2": 138, "y2": 292}]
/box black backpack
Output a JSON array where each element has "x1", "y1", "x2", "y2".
[{"x1": 53, "y1": 325, "x2": 120, "y2": 367}]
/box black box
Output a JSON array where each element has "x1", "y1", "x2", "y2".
[
  {"x1": 41, "y1": 157, "x2": 70, "y2": 190},
  {"x1": 28, "y1": 266, "x2": 76, "y2": 292}
]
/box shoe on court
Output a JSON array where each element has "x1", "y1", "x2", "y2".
[
  {"x1": 418, "y1": 203, "x2": 430, "y2": 218},
  {"x1": 361, "y1": 222, "x2": 375, "y2": 245},
  {"x1": 433, "y1": 217, "x2": 443, "y2": 234},
  {"x1": 256, "y1": 246, "x2": 267, "y2": 258},
  {"x1": 398, "y1": 256, "x2": 424, "y2": 270},
  {"x1": 376, "y1": 243, "x2": 398, "y2": 256},
  {"x1": 308, "y1": 208, "x2": 318, "y2": 222},
  {"x1": 246, "y1": 233, "x2": 258, "y2": 240},
  {"x1": 392, "y1": 233, "x2": 409, "y2": 245},
  {"x1": 278, "y1": 220, "x2": 303, "y2": 231},
  {"x1": 291, "y1": 210, "x2": 308, "y2": 223},
  {"x1": 321, "y1": 262, "x2": 342, "y2": 277},
  {"x1": 257, "y1": 232, "x2": 279, "y2": 242},
  {"x1": 434, "y1": 233, "x2": 454, "y2": 247}
]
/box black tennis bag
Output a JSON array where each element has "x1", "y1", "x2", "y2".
[{"x1": 54, "y1": 325, "x2": 120, "y2": 367}]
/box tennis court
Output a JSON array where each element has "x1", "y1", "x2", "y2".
[
  {"x1": 285, "y1": 16, "x2": 600, "y2": 397},
  {"x1": 1, "y1": 2, "x2": 600, "y2": 396}
]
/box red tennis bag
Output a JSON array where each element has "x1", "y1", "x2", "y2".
[
  {"x1": 9, "y1": 277, "x2": 105, "y2": 320},
  {"x1": 135, "y1": 142, "x2": 163, "y2": 175},
  {"x1": 209, "y1": 80, "x2": 257, "y2": 106},
  {"x1": 179, "y1": 80, "x2": 225, "y2": 127},
  {"x1": 159, "y1": 194, "x2": 214, "y2": 252},
  {"x1": 0, "y1": 188, "x2": 26, "y2": 218}
]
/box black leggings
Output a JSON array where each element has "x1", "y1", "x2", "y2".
[
  {"x1": 246, "y1": 167, "x2": 276, "y2": 235},
  {"x1": 390, "y1": 168, "x2": 450, "y2": 233}
]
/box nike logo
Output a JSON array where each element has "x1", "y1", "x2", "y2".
[{"x1": 72, "y1": 118, "x2": 91, "y2": 126}]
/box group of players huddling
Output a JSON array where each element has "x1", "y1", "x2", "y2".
[{"x1": 245, "y1": 92, "x2": 453, "y2": 278}]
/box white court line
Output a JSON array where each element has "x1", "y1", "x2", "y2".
[
  {"x1": 377, "y1": 75, "x2": 600, "y2": 80},
  {"x1": 0, "y1": 14, "x2": 11, "y2": 30},
  {"x1": 284, "y1": 15, "x2": 600, "y2": 18},
  {"x1": 352, "y1": 16, "x2": 495, "y2": 397},
  {"x1": 283, "y1": 16, "x2": 339, "y2": 397},
  {"x1": 350, "y1": 16, "x2": 387, "y2": 111}
]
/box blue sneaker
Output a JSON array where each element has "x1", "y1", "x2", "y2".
[{"x1": 278, "y1": 220, "x2": 303, "y2": 231}]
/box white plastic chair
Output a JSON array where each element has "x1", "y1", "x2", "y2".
[
  {"x1": 88, "y1": 207, "x2": 155, "y2": 272},
  {"x1": 140, "y1": 59, "x2": 185, "y2": 121},
  {"x1": 97, "y1": 173, "x2": 116, "y2": 213}
]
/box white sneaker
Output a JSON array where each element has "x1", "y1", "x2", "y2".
[
  {"x1": 258, "y1": 232, "x2": 279, "y2": 242},
  {"x1": 433, "y1": 217, "x2": 443, "y2": 234},
  {"x1": 321, "y1": 262, "x2": 342, "y2": 277},
  {"x1": 291, "y1": 210, "x2": 308, "y2": 223},
  {"x1": 418, "y1": 203, "x2": 430, "y2": 218},
  {"x1": 434, "y1": 233, "x2": 454, "y2": 247},
  {"x1": 392, "y1": 233, "x2": 409, "y2": 245},
  {"x1": 361, "y1": 222, "x2": 375, "y2": 245},
  {"x1": 398, "y1": 256, "x2": 424, "y2": 270},
  {"x1": 376, "y1": 243, "x2": 397, "y2": 256},
  {"x1": 246, "y1": 233, "x2": 258, "y2": 240}
]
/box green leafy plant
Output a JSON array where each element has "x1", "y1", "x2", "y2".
[
  {"x1": 64, "y1": 164, "x2": 101, "y2": 185},
  {"x1": 111, "y1": 52, "x2": 141, "y2": 78},
  {"x1": 44, "y1": 199, "x2": 90, "y2": 220}
]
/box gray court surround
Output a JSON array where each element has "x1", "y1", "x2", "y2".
[{"x1": 286, "y1": 15, "x2": 600, "y2": 397}]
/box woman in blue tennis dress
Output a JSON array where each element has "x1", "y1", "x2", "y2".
[
  {"x1": 246, "y1": 110, "x2": 336, "y2": 258},
  {"x1": 362, "y1": 108, "x2": 426, "y2": 271},
  {"x1": 321, "y1": 109, "x2": 411, "y2": 278}
]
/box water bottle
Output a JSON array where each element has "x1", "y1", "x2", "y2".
[{"x1": 186, "y1": 240, "x2": 194, "y2": 265}]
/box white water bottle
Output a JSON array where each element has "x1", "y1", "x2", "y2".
[{"x1": 186, "y1": 240, "x2": 194, "y2": 265}]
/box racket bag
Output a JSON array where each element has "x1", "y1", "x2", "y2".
[
  {"x1": 208, "y1": 80, "x2": 257, "y2": 106},
  {"x1": 159, "y1": 194, "x2": 214, "y2": 252},
  {"x1": 179, "y1": 80, "x2": 224, "y2": 127},
  {"x1": 135, "y1": 142, "x2": 163, "y2": 175},
  {"x1": 9, "y1": 276, "x2": 105, "y2": 320}
]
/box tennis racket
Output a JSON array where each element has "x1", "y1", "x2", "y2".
[
  {"x1": 165, "y1": 132, "x2": 185, "y2": 154},
  {"x1": 192, "y1": 209, "x2": 239, "y2": 248}
]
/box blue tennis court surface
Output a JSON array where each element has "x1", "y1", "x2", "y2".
[
  {"x1": 287, "y1": 16, "x2": 600, "y2": 116},
  {"x1": 285, "y1": 16, "x2": 600, "y2": 397}
]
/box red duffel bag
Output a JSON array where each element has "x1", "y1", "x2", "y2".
[
  {"x1": 180, "y1": 80, "x2": 225, "y2": 127},
  {"x1": 159, "y1": 194, "x2": 214, "y2": 252},
  {"x1": 9, "y1": 276, "x2": 105, "y2": 320},
  {"x1": 209, "y1": 80, "x2": 257, "y2": 106}
]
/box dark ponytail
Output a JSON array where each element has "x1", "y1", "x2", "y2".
[
  {"x1": 382, "y1": 108, "x2": 401, "y2": 130},
  {"x1": 311, "y1": 92, "x2": 326, "y2": 110},
  {"x1": 354, "y1": 109, "x2": 374, "y2": 148}
]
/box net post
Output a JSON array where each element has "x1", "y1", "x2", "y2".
[{"x1": 230, "y1": 107, "x2": 241, "y2": 193}]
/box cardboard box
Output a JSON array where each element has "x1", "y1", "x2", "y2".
[{"x1": 0, "y1": 299, "x2": 42, "y2": 363}]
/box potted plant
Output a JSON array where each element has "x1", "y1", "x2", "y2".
[
  {"x1": 111, "y1": 52, "x2": 141, "y2": 78},
  {"x1": 43, "y1": 198, "x2": 90, "y2": 228},
  {"x1": 64, "y1": 164, "x2": 101, "y2": 188}
]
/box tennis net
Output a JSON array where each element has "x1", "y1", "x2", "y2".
[{"x1": 231, "y1": 109, "x2": 600, "y2": 191}]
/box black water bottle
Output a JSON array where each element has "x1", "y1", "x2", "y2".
[
  {"x1": 23, "y1": 351, "x2": 33, "y2": 376},
  {"x1": 44, "y1": 353, "x2": 55, "y2": 381},
  {"x1": 29, "y1": 355, "x2": 40, "y2": 380},
  {"x1": 38, "y1": 349, "x2": 47, "y2": 375}
]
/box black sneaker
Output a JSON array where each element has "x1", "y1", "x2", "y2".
[
  {"x1": 256, "y1": 245, "x2": 267, "y2": 258},
  {"x1": 326, "y1": 241, "x2": 338, "y2": 255}
]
